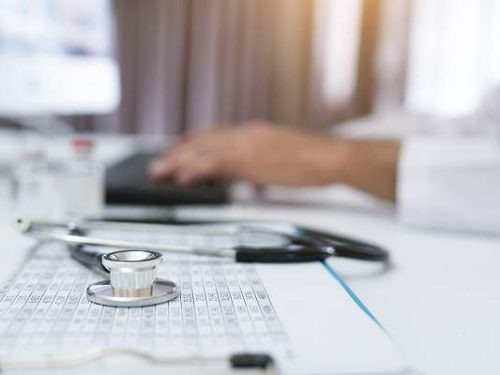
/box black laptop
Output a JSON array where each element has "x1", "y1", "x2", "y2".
[{"x1": 105, "y1": 153, "x2": 228, "y2": 206}]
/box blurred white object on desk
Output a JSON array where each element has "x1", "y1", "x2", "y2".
[
  {"x1": 11, "y1": 138, "x2": 105, "y2": 222},
  {"x1": 11, "y1": 150, "x2": 51, "y2": 220},
  {"x1": 53, "y1": 138, "x2": 105, "y2": 220}
]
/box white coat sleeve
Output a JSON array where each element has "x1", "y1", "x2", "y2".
[{"x1": 397, "y1": 87, "x2": 500, "y2": 234}]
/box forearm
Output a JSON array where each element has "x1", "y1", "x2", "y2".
[{"x1": 334, "y1": 138, "x2": 401, "y2": 202}]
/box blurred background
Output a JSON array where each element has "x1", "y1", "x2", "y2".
[{"x1": 1, "y1": 0, "x2": 500, "y2": 134}]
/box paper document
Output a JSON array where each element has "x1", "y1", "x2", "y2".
[
  {"x1": 0, "y1": 245, "x2": 289, "y2": 360},
  {"x1": 0, "y1": 227, "x2": 410, "y2": 374}
]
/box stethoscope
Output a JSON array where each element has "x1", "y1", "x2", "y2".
[{"x1": 16, "y1": 217, "x2": 389, "y2": 308}]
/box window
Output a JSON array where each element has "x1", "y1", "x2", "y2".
[{"x1": 405, "y1": 0, "x2": 500, "y2": 116}]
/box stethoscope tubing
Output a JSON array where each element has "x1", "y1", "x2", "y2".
[
  {"x1": 299, "y1": 227, "x2": 390, "y2": 262},
  {"x1": 16, "y1": 218, "x2": 389, "y2": 263}
]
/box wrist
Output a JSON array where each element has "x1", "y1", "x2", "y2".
[
  {"x1": 329, "y1": 138, "x2": 357, "y2": 184},
  {"x1": 329, "y1": 138, "x2": 401, "y2": 201}
]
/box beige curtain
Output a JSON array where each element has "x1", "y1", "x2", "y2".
[
  {"x1": 93, "y1": 0, "x2": 316, "y2": 134},
  {"x1": 8, "y1": 0, "x2": 411, "y2": 134}
]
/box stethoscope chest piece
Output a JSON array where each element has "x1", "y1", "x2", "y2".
[{"x1": 86, "y1": 250, "x2": 179, "y2": 307}]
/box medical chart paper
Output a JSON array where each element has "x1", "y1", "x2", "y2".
[
  {"x1": 0, "y1": 228, "x2": 410, "y2": 374},
  {"x1": 0, "y1": 245, "x2": 288, "y2": 354}
]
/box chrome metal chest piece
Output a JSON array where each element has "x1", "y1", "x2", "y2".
[{"x1": 86, "y1": 250, "x2": 179, "y2": 307}]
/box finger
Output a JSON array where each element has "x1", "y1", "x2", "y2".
[
  {"x1": 148, "y1": 144, "x2": 196, "y2": 179},
  {"x1": 157, "y1": 129, "x2": 209, "y2": 159},
  {"x1": 148, "y1": 157, "x2": 177, "y2": 180},
  {"x1": 149, "y1": 127, "x2": 236, "y2": 181},
  {"x1": 149, "y1": 141, "x2": 204, "y2": 180},
  {"x1": 147, "y1": 141, "x2": 191, "y2": 180},
  {"x1": 174, "y1": 158, "x2": 219, "y2": 185}
]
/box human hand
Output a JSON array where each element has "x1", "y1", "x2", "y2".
[{"x1": 148, "y1": 121, "x2": 347, "y2": 187}]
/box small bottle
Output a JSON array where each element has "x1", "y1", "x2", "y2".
[
  {"x1": 12, "y1": 150, "x2": 50, "y2": 221},
  {"x1": 57, "y1": 138, "x2": 105, "y2": 220}
]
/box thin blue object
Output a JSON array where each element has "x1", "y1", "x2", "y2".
[{"x1": 321, "y1": 260, "x2": 385, "y2": 331}]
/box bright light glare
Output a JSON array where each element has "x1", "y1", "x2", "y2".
[
  {"x1": 405, "y1": 0, "x2": 500, "y2": 116},
  {"x1": 312, "y1": 0, "x2": 363, "y2": 106}
]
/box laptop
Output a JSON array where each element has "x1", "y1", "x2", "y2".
[{"x1": 105, "y1": 153, "x2": 228, "y2": 206}]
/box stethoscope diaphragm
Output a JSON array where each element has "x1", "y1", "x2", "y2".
[{"x1": 86, "y1": 249, "x2": 179, "y2": 307}]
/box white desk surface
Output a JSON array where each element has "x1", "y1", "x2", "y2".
[{"x1": 1, "y1": 133, "x2": 499, "y2": 375}]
